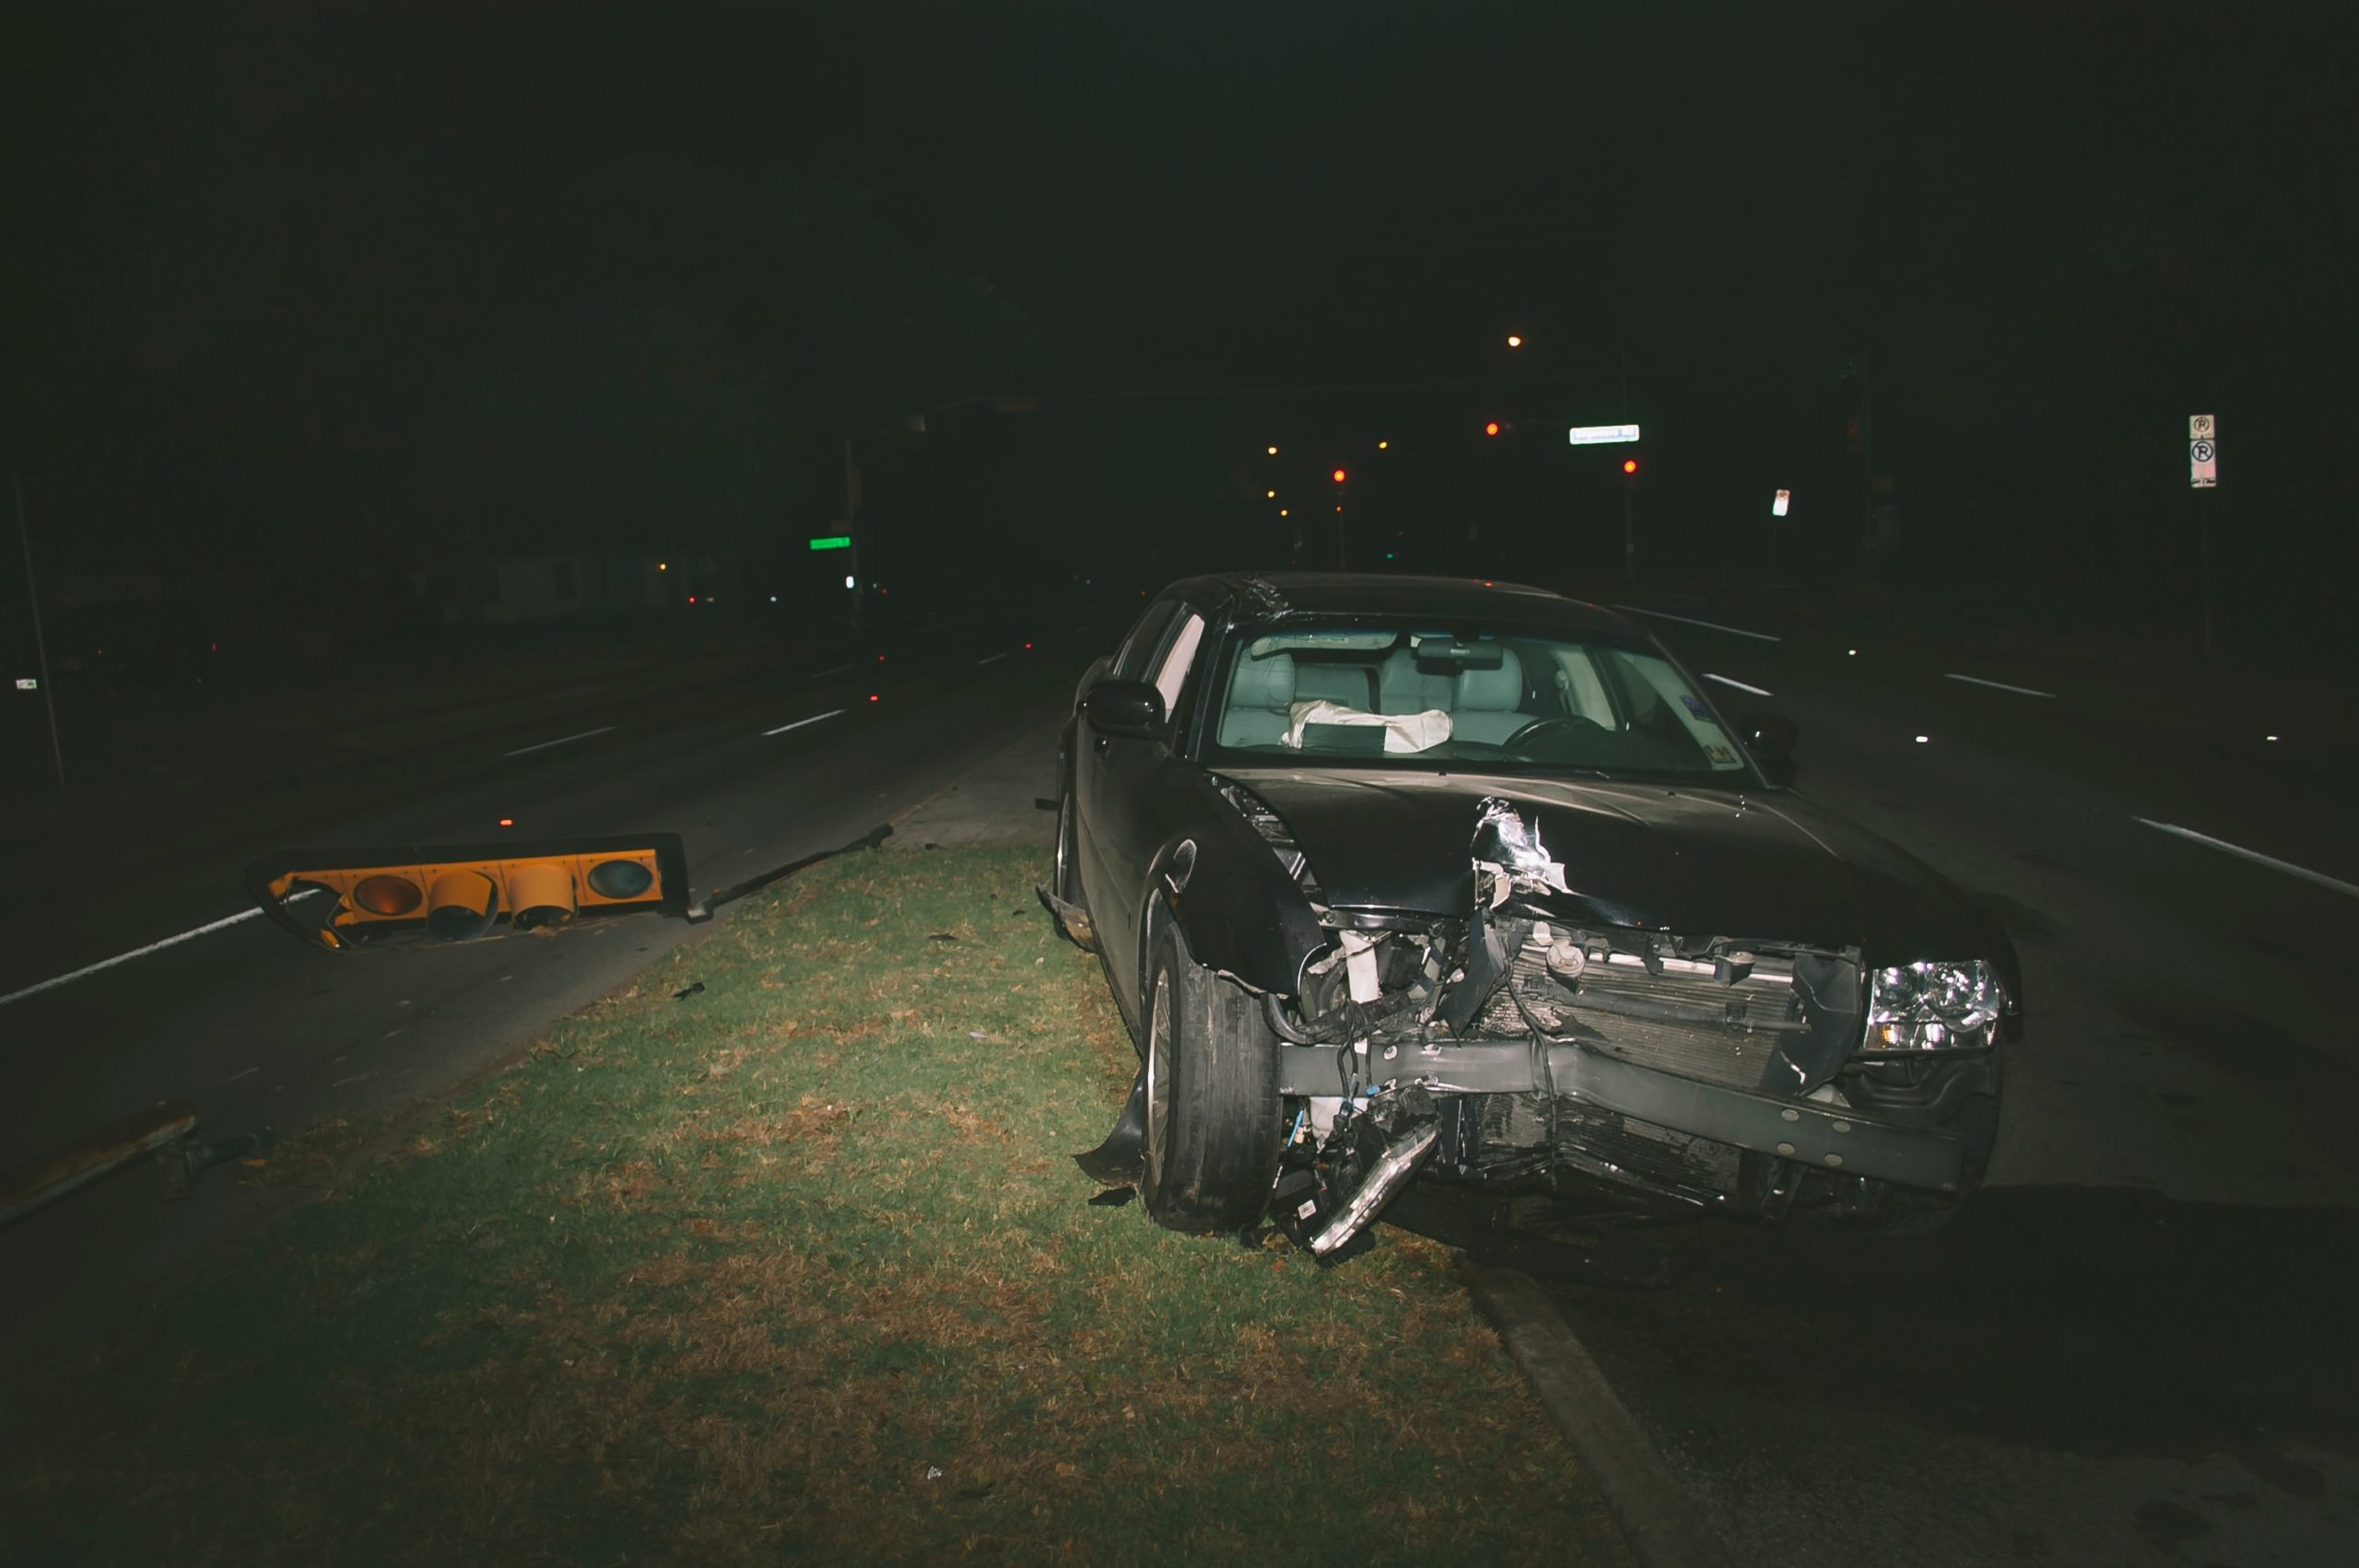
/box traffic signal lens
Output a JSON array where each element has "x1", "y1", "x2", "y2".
[
  {"x1": 1623, "y1": 458, "x2": 1639, "y2": 474},
  {"x1": 1331, "y1": 468, "x2": 1347, "y2": 484},
  {"x1": 426, "y1": 869, "x2": 500, "y2": 942},
  {"x1": 587, "y1": 858, "x2": 656, "y2": 899},
  {"x1": 1485, "y1": 422, "x2": 1501, "y2": 438},
  {"x1": 351, "y1": 874, "x2": 423, "y2": 917}
]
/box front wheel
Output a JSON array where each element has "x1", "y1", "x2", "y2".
[{"x1": 1141, "y1": 924, "x2": 1285, "y2": 1234}]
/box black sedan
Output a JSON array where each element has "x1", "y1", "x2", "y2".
[{"x1": 1047, "y1": 573, "x2": 2020, "y2": 1256}]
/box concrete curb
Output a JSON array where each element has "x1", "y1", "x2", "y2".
[{"x1": 1466, "y1": 1264, "x2": 1735, "y2": 1568}]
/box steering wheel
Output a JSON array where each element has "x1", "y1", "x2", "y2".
[{"x1": 1502, "y1": 716, "x2": 1601, "y2": 750}]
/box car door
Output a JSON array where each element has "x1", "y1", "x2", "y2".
[{"x1": 1077, "y1": 594, "x2": 1212, "y2": 1018}]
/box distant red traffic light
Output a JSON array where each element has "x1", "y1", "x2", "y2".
[
  {"x1": 1484, "y1": 421, "x2": 1501, "y2": 438},
  {"x1": 1331, "y1": 468, "x2": 1347, "y2": 484},
  {"x1": 1622, "y1": 458, "x2": 1639, "y2": 474}
]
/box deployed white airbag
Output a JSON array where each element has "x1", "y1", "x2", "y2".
[{"x1": 1283, "y1": 699, "x2": 1453, "y2": 754}]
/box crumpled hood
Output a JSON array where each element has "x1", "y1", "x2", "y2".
[{"x1": 1221, "y1": 767, "x2": 2002, "y2": 964}]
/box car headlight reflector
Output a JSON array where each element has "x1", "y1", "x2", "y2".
[{"x1": 1864, "y1": 960, "x2": 2004, "y2": 1050}]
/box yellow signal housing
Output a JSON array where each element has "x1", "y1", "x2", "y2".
[
  {"x1": 507, "y1": 861, "x2": 577, "y2": 930},
  {"x1": 244, "y1": 835, "x2": 687, "y2": 951}
]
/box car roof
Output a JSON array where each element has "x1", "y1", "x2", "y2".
[{"x1": 1168, "y1": 571, "x2": 1646, "y2": 638}]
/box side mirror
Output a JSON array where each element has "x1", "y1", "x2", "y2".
[
  {"x1": 1740, "y1": 712, "x2": 1798, "y2": 786},
  {"x1": 1080, "y1": 679, "x2": 1167, "y2": 740}
]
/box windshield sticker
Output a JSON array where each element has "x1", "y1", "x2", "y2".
[
  {"x1": 1705, "y1": 743, "x2": 1739, "y2": 766},
  {"x1": 1680, "y1": 694, "x2": 1719, "y2": 724}
]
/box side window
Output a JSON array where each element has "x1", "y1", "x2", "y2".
[
  {"x1": 1112, "y1": 600, "x2": 1182, "y2": 681},
  {"x1": 1152, "y1": 612, "x2": 1207, "y2": 716}
]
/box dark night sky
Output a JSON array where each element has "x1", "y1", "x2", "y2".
[{"x1": 4, "y1": 2, "x2": 2354, "y2": 651}]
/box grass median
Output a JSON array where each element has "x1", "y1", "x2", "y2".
[{"x1": 4, "y1": 846, "x2": 1627, "y2": 1566}]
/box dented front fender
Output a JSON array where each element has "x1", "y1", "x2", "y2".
[{"x1": 1151, "y1": 774, "x2": 1329, "y2": 997}]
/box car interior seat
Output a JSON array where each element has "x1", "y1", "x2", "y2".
[
  {"x1": 1217, "y1": 649, "x2": 1297, "y2": 748},
  {"x1": 1448, "y1": 647, "x2": 1529, "y2": 744},
  {"x1": 1377, "y1": 647, "x2": 1453, "y2": 714},
  {"x1": 1293, "y1": 660, "x2": 1377, "y2": 709}
]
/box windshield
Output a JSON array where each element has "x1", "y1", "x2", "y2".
[{"x1": 1203, "y1": 622, "x2": 1753, "y2": 785}]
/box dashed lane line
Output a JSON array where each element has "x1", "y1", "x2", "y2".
[
  {"x1": 1945, "y1": 673, "x2": 2058, "y2": 698},
  {"x1": 502, "y1": 725, "x2": 616, "y2": 758},
  {"x1": 761, "y1": 708, "x2": 846, "y2": 738}
]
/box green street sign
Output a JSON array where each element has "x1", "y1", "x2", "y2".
[{"x1": 807, "y1": 535, "x2": 851, "y2": 552}]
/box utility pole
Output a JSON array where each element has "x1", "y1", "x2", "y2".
[
  {"x1": 14, "y1": 474, "x2": 65, "y2": 787},
  {"x1": 1620, "y1": 338, "x2": 1635, "y2": 579},
  {"x1": 1859, "y1": 348, "x2": 1876, "y2": 583}
]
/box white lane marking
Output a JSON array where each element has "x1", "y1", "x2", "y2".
[
  {"x1": 976, "y1": 650, "x2": 1014, "y2": 667},
  {"x1": 806, "y1": 664, "x2": 853, "y2": 682},
  {"x1": 762, "y1": 708, "x2": 845, "y2": 738},
  {"x1": 1702, "y1": 672, "x2": 1773, "y2": 697},
  {"x1": 0, "y1": 889, "x2": 323, "y2": 1009},
  {"x1": 1612, "y1": 605, "x2": 1782, "y2": 642},
  {"x1": 503, "y1": 725, "x2": 616, "y2": 758},
  {"x1": 223, "y1": 1066, "x2": 259, "y2": 1084},
  {"x1": 2135, "y1": 818, "x2": 2359, "y2": 900},
  {"x1": 1945, "y1": 673, "x2": 2058, "y2": 699}
]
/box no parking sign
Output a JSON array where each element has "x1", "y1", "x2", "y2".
[{"x1": 2190, "y1": 414, "x2": 2217, "y2": 487}]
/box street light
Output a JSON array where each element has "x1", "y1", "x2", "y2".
[
  {"x1": 1378, "y1": 440, "x2": 1389, "y2": 450},
  {"x1": 1266, "y1": 489, "x2": 1275, "y2": 497},
  {"x1": 1506, "y1": 334, "x2": 1523, "y2": 348},
  {"x1": 1266, "y1": 445, "x2": 1279, "y2": 455}
]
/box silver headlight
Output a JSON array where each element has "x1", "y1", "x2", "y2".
[{"x1": 1864, "y1": 960, "x2": 2004, "y2": 1050}]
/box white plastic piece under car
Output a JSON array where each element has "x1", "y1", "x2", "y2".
[{"x1": 1282, "y1": 699, "x2": 1453, "y2": 754}]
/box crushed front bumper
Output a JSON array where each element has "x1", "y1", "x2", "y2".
[{"x1": 1279, "y1": 1039, "x2": 1967, "y2": 1195}]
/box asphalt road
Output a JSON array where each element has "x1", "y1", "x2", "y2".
[
  {"x1": 0, "y1": 612, "x2": 1105, "y2": 1364},
  {"x1": 1522, "y1": 603, "x2": 2359, "y2": 1567}
]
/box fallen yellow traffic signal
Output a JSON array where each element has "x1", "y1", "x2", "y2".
[{"x1": 244, "y1": 835, "x2": 689, "y2": 952}]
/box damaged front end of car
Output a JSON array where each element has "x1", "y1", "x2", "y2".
[{"x1": 1201, "y1": 787, "x2": 2008, "y2": 1259}]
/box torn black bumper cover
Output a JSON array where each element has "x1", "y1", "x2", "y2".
[
  {"x1": 1277, "y1": 1038, "x2": 1966, "y2": 1194},
  {"x1": 1035, "y1": 885, "x2": 1098, "y2": 952},
  {"x1": 1074, "y1": 1067, "x2": 1145, "y2": 1185}
]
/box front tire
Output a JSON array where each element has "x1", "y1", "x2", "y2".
[{"x1": 1140, "y1": 924, "x2": 1285, "y2": 1234}]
